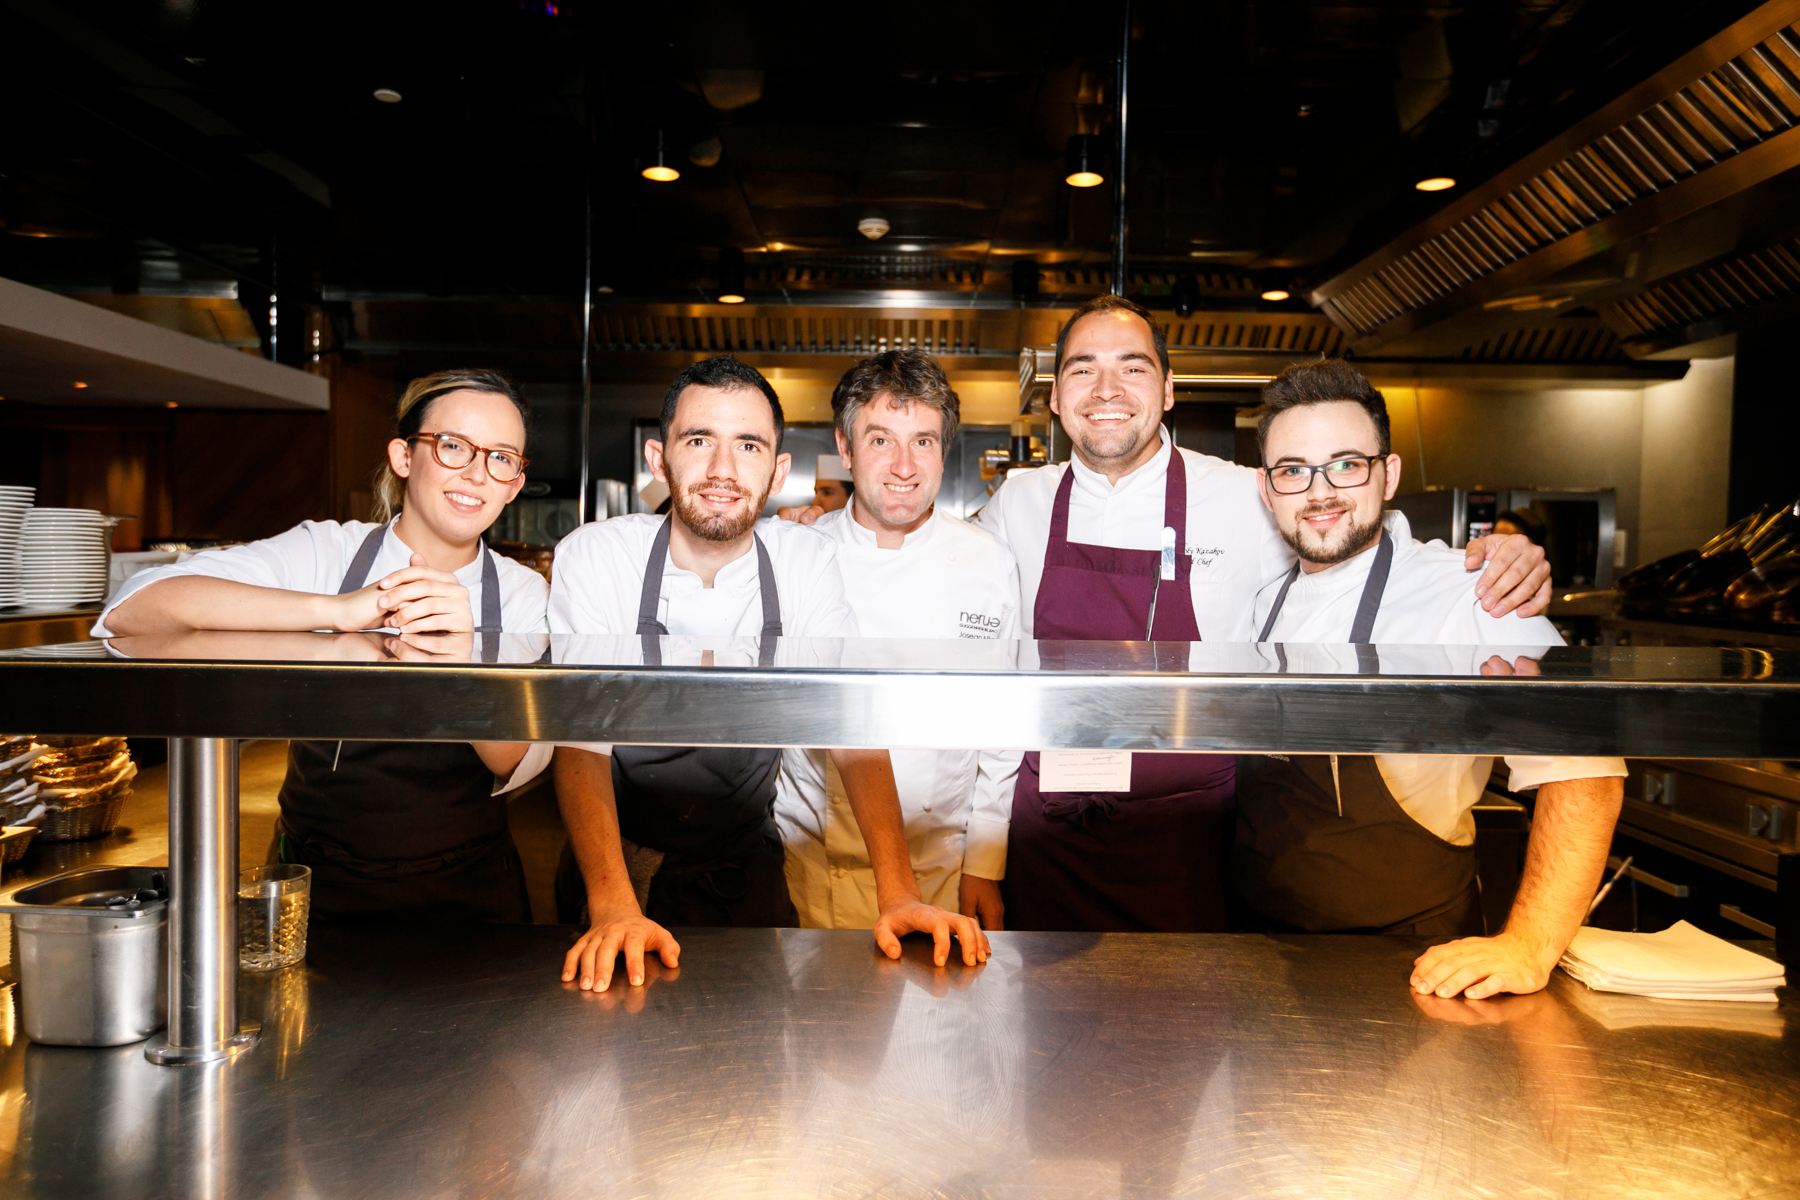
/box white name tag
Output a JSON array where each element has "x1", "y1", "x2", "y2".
[{"x1": 1040, "y1": 750, "x2": 1133, "y2": 793}]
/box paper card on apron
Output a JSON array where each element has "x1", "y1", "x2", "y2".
[{"x1": 1039, "y1": 750, "x2": 1133, "y2": 792}]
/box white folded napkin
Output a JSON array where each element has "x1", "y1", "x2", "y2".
[{"x1": 1559, "y1": 921, "x2": 1786, "y2": 1003}]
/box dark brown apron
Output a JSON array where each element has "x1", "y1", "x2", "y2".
[
  {"x1": 1001, "y1": 448, "x2": 1238, "y2": 932},
  {"x1": 554, "y1": 517, "x2": 799, "y2": 929},
  {"x1": 276, "y1": 523, "x2": 531, "y2": 924},
  {"x1": 1231, "y1": 531, "x2": 1483, "y2": 936}
]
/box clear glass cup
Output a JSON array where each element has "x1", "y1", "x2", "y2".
[{"x1": 238, "y1": 864, "x2": 311, "y2": 971}]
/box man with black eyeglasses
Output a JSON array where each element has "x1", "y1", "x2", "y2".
[{"x1": 1232, "y1": 359, "x2": 1626, "y2": 999}]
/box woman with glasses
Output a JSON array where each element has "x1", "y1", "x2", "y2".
[{"x1": 96, "y1": 369, "x2": 549, "y2": 924}]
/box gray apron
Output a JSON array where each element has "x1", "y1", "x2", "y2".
[
  {"x1": 554, "y1": 518, "x2": 799, "y2": 929},
  {"x1": 276, "y1": 524, "x2": 530, "y2": 924},
  {"x1": 1231, "y1": 531, "x2": 1483, "y2": 937}
]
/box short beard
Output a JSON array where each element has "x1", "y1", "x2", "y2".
[
  {"x1": 1280, "y1": 501, "x2": 1383, "y2": 568},
  {"x1": 1073, "y1": 422, "x2": 1147, "y2": 466},
  {"x1": 673, "y1": 478, "x2": 769, "y2": 543}
]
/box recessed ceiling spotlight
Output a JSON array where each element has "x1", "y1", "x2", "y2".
[
  {"x1": 1260, "y1": 289, "x2": 1291, "y2": 302},
  {"x1": 1415, "y1": 176, "x2": 1456, "y2": 192},
  {"x1": 595, "y1": 284, "x2": 614, "y2": 294},
  {"x1": 1065, "y1": 134, "x2": 1104, "y2": 188},
  {"x1": 166, "y1": 401, "x2": 179, "y2": 408},
  {"x1": 373, "y1": 88, "x2": 402, "y2": 104},
  {"x1": 895, "y1": 243, "x2": 923, "y2": 252},
  {"x1": 857, "y1": 216, "x2": 891, "y2": 240},
  {"x1": 73, "y1": 381, "x2": 88, "y2": 389}
]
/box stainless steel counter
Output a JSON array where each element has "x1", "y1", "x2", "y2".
[
  {"x1": 0, "y1": 926, "x2": 1791, "y2": 1199},
  {"x1": 6, "y1": 631, "x2": 1800, "y2": 1066}
]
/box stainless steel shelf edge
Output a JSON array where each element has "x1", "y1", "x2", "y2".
[{"x1": 3, "y1": 653, "x2": 1799, "y2": 756}]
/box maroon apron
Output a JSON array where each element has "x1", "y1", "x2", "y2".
[{"x1": 1002, "y1": 448, "x2": 1237, "y2": 932}]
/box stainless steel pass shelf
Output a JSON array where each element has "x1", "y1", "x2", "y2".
[{"x1": 3, "y1": 633, "x2": 1799, "y2": 757}]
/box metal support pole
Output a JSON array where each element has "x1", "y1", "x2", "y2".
[
  {"x1": 146, "y1": 737, "x2": 258, "y2": 1066},
  {"x1": 1112, "y1": 0, "x2": 1131, "y2": 296},
  {"x1": 576, "y1": 111, "x2": 595, "y2": 526}
]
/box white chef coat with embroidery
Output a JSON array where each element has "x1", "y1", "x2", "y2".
[
  {"x1": 773, "y1": 503, "x2": 1024, "y2": 929},
  {"x1": 1253, "y1": 511, "x2": 1626, "y2": 846},
  {"x1": 546, "y1": 513, "x2": 859, "y2": 761},
  {"x1": 975, "y1": 427, "x2": 1295, "y2": 639},
  {"x1": 92, "y1": 518, "x2": 551, "y2": 793}
]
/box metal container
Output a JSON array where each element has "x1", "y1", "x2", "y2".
[{"x1": 0, "y1": 865, "x2": 167, "y2": 1046}]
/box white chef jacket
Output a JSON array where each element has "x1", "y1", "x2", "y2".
[
  {"x1": 92, "y1": 518, "x2": 552, "y2": 794},
  {"x1": 543, "y1": 513, "x2": 859, "y2": 764},
  {"x1": 975, "y1": 427, "x2": 1295, "y2": 639},
  {"x1": 773, "y1": 502, "x2": 1025, "y2": 928},
  {"x1": 1253, "y1": 511, "x2": 1626, "y2": 846}
]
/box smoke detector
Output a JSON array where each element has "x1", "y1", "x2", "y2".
[{"x1": 857, "y1": 217, "x2": 890, "y2": 241}]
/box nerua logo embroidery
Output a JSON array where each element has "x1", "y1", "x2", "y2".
[{"x1": 959, "y1": 611, "x2": 1003, "y2": 639}]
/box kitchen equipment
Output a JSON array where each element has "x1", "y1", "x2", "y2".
[
  {"x1": 1595, "y1": 758, "x2": 1799, "y2": 964},
  {"x1": 1619, "y1": 498, "x2": 1800, "y2": 627},
  {"x1": 0, "y1": 865, "x2": 168, "y2": 1046},
  {"x1": 1389, "y1": 487, "x2": 1618, "y2": 588}
]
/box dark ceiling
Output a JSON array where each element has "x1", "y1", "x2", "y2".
[{"x1": 0, "y1": 0, "x2": 1778, "y2": 370}]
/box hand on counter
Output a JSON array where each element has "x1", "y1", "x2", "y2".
[
  {"x1": 1464, "y1": 532, "x2": 1551, "y2": 617},
  {"x1": 1409, "y1": 931, "x2": 1557, "y2": 1000},
  {"x1": 874, "y1": 899, "x2": 991, "y2": 968},
  {"x1": 958, "y1": 874, "x2": 1005, "y2": 931},
  {"x1": 563, "y1": 909, "x2": 682, "y2": 993}
]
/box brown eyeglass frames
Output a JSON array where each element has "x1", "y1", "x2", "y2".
[{"x1": 406, "y1": 432, "x2": 529, "y2": 482}]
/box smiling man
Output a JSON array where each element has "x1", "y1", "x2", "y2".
[
  {"x1": 548, "y1": 356, "x2": 988, "y2": 993},
  {"x1": 975, "y1": 295, "x2": 1555, "y2": 933},
  {"x1": 1235, "y1": 359, "x2": 1625, "y2": 999},
  {"x1": 773, "y1": 350, "x2": 1023, "y2": 931}
]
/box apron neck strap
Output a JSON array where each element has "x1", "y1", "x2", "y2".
[
  {"x1": 1048, "y1": 433, "x2": 1184, "y2": 549},
  {"x1": 338, "y1": 524, "x2": 389, "y2": 594},
  {"x1": 340, "y1": 522, "x2": 503, "y2": 649},
  {"x1": 637, "y1": 517, "x2": 784, "y2": 648},
  {"x1": 1256, "y1": 528, "x2": 1394, "y2": 646}
]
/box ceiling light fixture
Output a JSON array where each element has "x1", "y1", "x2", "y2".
[
  {"x1": 373, "y1": 88, "x2": 402, "y2": 104},
  {"x1": 73, "y1": 381, "x2": 88, "y2": 389},
  {"x1": 1064, "y1": 134, "x2": 1104, "y2": 187},
  {"x1": 642, "y1": 130, "x2": 680, "y2": 182},
  {"x1": 857, "y1": 216, "x2": 890, "y2": 241},
  {"x1": 895, "y1": 243, "x2": 923, "y2": 252},
  {"x1": 1415, "y1": 176, "x2": 1456, "y2": 192},
  {"x1": 1260, "y1": 289, "x2": 1291, "y2": 302},
  {"x1": 166, "y1": 401, "x2": 179, "y2": 408},
  {"x1": 716, "y1": 246, "x2": 746, "y2": 304}
]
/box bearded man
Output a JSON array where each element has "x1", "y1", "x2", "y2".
[
  {"x1": 1234, "y1": 359, "x2": 1625, "y2": 999},
  {"x1": 548, "y1": 356, "x2": 988, "y2": 994}
]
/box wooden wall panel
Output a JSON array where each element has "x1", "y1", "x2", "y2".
[
  {"x1": 330, "y1": 359, "x2": 397, "y2": 523},
  {"x1": 171, "y1": 411, "x2": 329, "y2": 540}
]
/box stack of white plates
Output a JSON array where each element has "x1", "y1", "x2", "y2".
[
  {"x1": 21, "y1": 508, "x2": 109, "y2": 606},
  {"x1": 0, "y1": 486, "x2": 32, "y2": 608}
]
